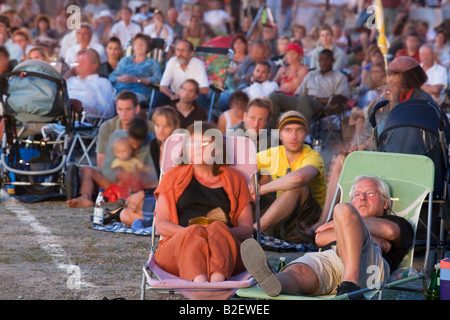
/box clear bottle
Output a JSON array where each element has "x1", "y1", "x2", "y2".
[{"x1": 93, "y1": 188, "x2": 105, "y2": 226}]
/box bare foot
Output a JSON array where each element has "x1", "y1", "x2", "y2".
[
  {"x1": 66, "y1": 195, "x2": 94, "y2": 208},
  {"x1": 193, "y1": 275, "x2": 208, "y2": 283},
  {"x1": 210, "y1": 272, "x2": 226, "y2": 283}
]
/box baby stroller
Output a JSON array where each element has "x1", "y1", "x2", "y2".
[
  {"x1": 369, "y1": 98, "x2": 449, "y2": 261},
  {"x1": 0, "y1": 60, "x2": 79, "y2": 198}
]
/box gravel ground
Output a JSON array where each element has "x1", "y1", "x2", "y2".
[
  {"x1": 0, "y1": 135, "x2": 429, "y2": 302},
  {"x1": 0, "y1": 189, "x2": 427, "y2": 302}
]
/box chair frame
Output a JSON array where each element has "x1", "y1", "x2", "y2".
[
  {"x1": 140, "y1": 133, "x2": 261, "y2": 300},
  {"x1": 237, "y1": 151, "x2": 437, "y2": 300}
]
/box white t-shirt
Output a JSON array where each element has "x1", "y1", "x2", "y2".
[
  {"x1": 160, "y1": 56, "x2": 209, "y2": 94},
  {"x1": 143, "y1": 23, "x2": 174, "y2": 44},
  {"x1": 203, "y1": 9, "x2": 230, "y2": 33},
  {"x1": 110, "y1": 20, "x2": 142, "y2": 49},
  {"x1": 243, "y1": 80, "x2": 279, "y2": 100},
  {"x1": 67, "y1": 74, "x2": 116, "y2": 119}
]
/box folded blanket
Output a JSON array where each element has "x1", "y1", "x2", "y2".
[
  {"x1": 91, "y1": 196, "x2": 156, "y2": 235},
  {"x1": 91, "y1": 221, "x2": 152, "y2": 236},
  {"x1": 259, "y1": 234, "x2": 318, "y2": 252}
]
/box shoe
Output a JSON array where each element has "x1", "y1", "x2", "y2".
[
  {"x1": 335, "y1": 281, "x2": 366, "y2": 300},
  {"x1": 103, "y1": 207, "x2": 123, "y2": 224},
  {"x1": 240, "y1": 238, "x2": 281, "y2": 297}
]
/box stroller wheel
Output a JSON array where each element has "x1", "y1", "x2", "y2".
[
  {"x1": 65, "y1": 163, "x2": 80, "y2": 200},
  {"x1": 21, "y1": 153, "x2": 57, "y2": 195}
]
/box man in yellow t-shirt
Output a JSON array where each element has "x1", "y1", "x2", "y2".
[{"x1": 254, "y1": 111, "x2": 327, "y2": 243}]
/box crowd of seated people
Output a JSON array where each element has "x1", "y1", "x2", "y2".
[{"x1": 1, "y1": 0, "x2": 450, "y2": 292}]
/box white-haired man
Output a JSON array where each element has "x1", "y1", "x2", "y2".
[{"x1": 241, "y1": 175, "x2": 414, "y2": 299}]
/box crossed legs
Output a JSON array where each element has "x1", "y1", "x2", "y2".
[{"x1": 243, "y1": 202, "x2": 370, "y2": 296}]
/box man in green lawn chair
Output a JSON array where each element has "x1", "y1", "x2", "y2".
[{"x1": 241, "y1": 175, "x2": 414, "y2": 299}]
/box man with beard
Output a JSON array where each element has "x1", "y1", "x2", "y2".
[
  {"x1": 252, "y1": 111, "x2": 327, "y2": 243},
  {"x1": 241, "y1": 175, "x2": 414, "y2": 299},
  {"x1": 158, "y1": 39, "x2": 209, "y2": 108}
]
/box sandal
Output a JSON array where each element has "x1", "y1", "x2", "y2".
[{"x1": 103, "y1": 207, "x2": 123, "y2": 224}]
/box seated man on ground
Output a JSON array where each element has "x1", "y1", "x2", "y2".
[
  {"x1": 254, "y1": 111, "x2": 327, "y2": 243},
  {"x1": 168, "y1": 79, "x2": 208, "y2": 129},
  {"x1": 95, "y1": 91, "x2": 154, "y2": 168},
  {"x1": 226, "y1": 97, "x2": 274, "y2": 152},
  {"x1": 66, "y1": 117, "x2": 158, "y2": 208},
  {"x1": 242, "y1": 61, "x2": 279, "y2": 100},
  {"x1": 269, "y1": 49, "x2": 350, "y2": 129},
  {"x1": 241, "y1": 175, "x2": 414, "y2": 298}
]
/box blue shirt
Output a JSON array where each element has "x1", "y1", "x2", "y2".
[{"x1": 109, "y1": 56, "x2": 162, "y2": 98}]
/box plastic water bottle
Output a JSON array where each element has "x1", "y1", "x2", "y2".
[{"x1": 93, "y1": 188, "x2": 105, "y2": 226}]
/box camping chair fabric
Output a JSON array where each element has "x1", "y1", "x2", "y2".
[
  {"x1": 193, "y1": 47, "x2": 234, "y2": 121},
  {"x1": 237, "y1": 151, "x2": 435, "y2": 300},
  {"x1": 141, "y1": 133, "x2": 259, "y2": 300},
  {"x1": 311, "y1": 94, "x2": 348, "y2": 144}
]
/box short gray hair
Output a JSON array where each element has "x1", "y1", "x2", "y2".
[{"x1": 349, "y1": 175, "x2": 391, "y2": 203}]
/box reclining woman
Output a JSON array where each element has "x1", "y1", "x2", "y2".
[{"x1": 152, "y1": 122, "x2": 254, "y2": 282}]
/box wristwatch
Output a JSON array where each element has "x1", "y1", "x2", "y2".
[{"x1": 137, "y1": 78, "x2": 141, "y2": 83}]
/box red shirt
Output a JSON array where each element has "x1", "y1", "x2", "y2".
[{"x1": 394, "y1": 48, "x2": 421, "y2": 63}]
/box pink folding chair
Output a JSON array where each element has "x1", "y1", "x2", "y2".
[{"x1": 140, "y1": 133, "x2": 260, "y2": 300}]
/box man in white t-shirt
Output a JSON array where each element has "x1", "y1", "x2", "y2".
[
  {"x1": 66, "y1": 49, "x2": 115, "y2": 119},
  {"x1": 243, "y1": 61, "x2": 279, "y2": 100},
  {"x1": 157, "y1": 39, "x2": 209, "y2": 108},
  {"x1": 110, "y1": 7, "x2": 142, "y2": 49},
  {"x1": 419, "y1": 44, "x2": 448, "y2": 104}
]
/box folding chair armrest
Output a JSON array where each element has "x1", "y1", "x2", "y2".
[
  {"x1": 209, "y1": 84, "x2": 225, "y2": 93},
  {"x1": 149, "y1": 83, "x2": 161, "y2": 90}
]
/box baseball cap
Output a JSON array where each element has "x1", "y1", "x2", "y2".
[{"x1": 285, "y1": 42, "x2": 304, "y2": 56}]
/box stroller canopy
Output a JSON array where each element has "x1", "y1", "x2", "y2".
[
  {"x1": 376, "y1": 99, "x2": 449, "y2": 199},
  {"x1": 3, "y1": 60, "x2": 69, "y2": 123}
]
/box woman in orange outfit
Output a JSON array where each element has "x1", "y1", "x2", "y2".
[{"x1": 153, "y1": 122, "x2": 254, "y2": 282}]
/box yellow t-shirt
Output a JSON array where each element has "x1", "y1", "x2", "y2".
[{"x1": 257, "y1": 144, "x2": 327, "y2": 209}]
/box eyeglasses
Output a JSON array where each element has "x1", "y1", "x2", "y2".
[{"x1": 352, "y1": 191, "x2": 379, "y2": 199}]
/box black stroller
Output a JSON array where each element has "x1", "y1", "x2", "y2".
[
  {"x1": 369, "y1": 98, "x2": 449, "y2": 264},
  {"x1": 0, "y1": 60, "x2": 80, "y2": 198}
]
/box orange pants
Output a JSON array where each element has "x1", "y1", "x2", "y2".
[{"x1": 155, "y1": 221, "x2": 245, "y2": 281}]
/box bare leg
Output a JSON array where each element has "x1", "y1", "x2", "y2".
[
  {"x1": 333, "y1": 203, "x2": 365, "y2": 285},
  {"x1": 255, "y1": 186, "x2": 308, "y2": 232},
  {"x1": 310, "y1": 154, "x2": 345, "y2": 230},
  {"x1": 66, "y1": 167, "x2": 112, "y2": 208},
  {"x1": 119, "y1": 200, "x2": 144, "y2": 227},
  {"x1": 277, "y1": 263, "x2": 320, "y2": 295}
]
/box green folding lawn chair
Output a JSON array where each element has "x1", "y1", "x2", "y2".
[{"x1": 237, "y1": 151, "x2": 436, "y2": 300}]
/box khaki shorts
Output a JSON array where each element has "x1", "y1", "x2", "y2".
[{"x1": 287, "y1": 234, "x2": 390, "y2": 296}]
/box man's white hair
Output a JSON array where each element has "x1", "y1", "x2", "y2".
[{"x1": 349, "y1": 175, "x2": 391, "y2": 203}]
